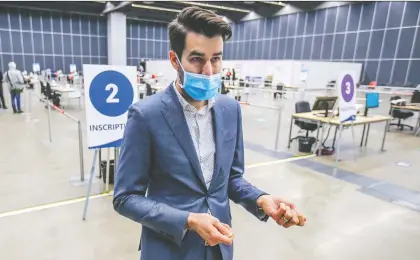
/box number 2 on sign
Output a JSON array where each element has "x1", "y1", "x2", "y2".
[
  {"x1": 105, "y1": 84, "x2": 119, "y2": 103},
  {"x1": 345, "y1": 81, "x2": 351, "y2": 95}
]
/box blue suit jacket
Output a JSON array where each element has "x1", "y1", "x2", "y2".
[{"x1": 113, "y1": 84, "x2": 267, "y2": 260}]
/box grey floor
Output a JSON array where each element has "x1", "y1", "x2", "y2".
[{"x1": 1, "y1": 86, "x2": 420, "y2": 260}]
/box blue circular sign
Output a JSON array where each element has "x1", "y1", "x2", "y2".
[
  {"x1": 89, "y1": 70, "x2": 134, "y2": 117},
  {"x1": 341, "y1": 74, "x2": 354, "y2": 102}
]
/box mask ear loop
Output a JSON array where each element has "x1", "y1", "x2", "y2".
[{"x1": 174, "y1": 54, "x2": 186, "y2": 86}]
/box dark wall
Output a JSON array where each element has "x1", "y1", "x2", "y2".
[
  {"x1": 224, "y1": 1, "x2": 420, "y2": 85},
  {"x1": 126, "y1": 19, "x2": 170, "y2": 67},
  {"x1": 0, "y1": 7, "x2": 107, "y2": 74}
]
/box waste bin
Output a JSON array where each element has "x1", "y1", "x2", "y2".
[
  {"x1": 100, "y1": 160, "x2": 115, "y2": 184},
  {"x1": 298, "y1": 136, "x2": 316, "y2": 153}
]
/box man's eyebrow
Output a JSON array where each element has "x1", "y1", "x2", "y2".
[
  {"x1": 213, "y1": 51, "x2": 223, "y2": 56},
  {"x1": 188, "y1": 50, "x2": 205, "y2": 57}
]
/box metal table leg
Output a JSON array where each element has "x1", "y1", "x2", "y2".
[
  {"x1": 415, "y1": 113, "x2": 420, "y2": 136},
  {"x1": 381, "y1": 120, "x2": 390, "y2": 151},
  {"x1": 313, "y1": 121, "x2": 323, "y2": 155},
  {"x1": 360, "y1": 125, "x2": 366, "y2": 147},
  {"x1": 287, "y1": 115, "x2": 294, "y2": 148},
  {"x1": 364, "y1": 124, "x2": 371, "y2": 147},
  {"x1": 333, "y1": 124, "x2": 344, "y2": 176}
]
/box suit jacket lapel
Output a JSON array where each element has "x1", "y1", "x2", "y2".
[
  {"x1": 210, "y1": 96, "x2": 226, "y2": 191},
  {"x1": 161, "y1": 85, "x2": 207, "y2": 189}
]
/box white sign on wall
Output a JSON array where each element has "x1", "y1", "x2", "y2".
[
  {"x1": 70, "y1": 64, "x2": 77, "y2": 73},
  {"x1": 337, "y1": 71, "x2": 357, "y2": 123},
  {"x1": 83, "y1": 64, "x2": 138, "y2": 149},
  {"x1": 32, "y1": 63, "x2": 40, "y2": 73}
]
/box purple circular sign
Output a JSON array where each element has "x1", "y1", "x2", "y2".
[{"x1": 341, "y1": 74, "x2": 354, "y2": 102}]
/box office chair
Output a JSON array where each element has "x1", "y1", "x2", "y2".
[
  {"x1": 289, "y1": 101, "x2": 319, "y2": 143},
  {"x1": 273, "y1": 83, "x2": 284, "y2": 99},
  {"x1": 44, "y1": 82, "x2": 62, "y2": 108},
  {"x1": 389, "y1": 96, "x2": 414, "y2": 131},
  {"x1": 146, "y1": 83, "x2": 155, "y2": 96}
]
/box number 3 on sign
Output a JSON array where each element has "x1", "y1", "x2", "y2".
[
  {"x1": 345, "y1": 82, "x2": 351, "y2": 95},
  {"x1": 105, "y1": 84, "x2": 119, "y2": 103}
]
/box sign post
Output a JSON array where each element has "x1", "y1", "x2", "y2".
[
  {"x1": 82, "y1": 64, "x2": 137, "y2": 220},
  {"x1": 334, "y1": 72, "x2": 357, "y2": 175}
]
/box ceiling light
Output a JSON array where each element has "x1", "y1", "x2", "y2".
[
  {"x1": 178, "y1": 1, "x2": 251, "y2": 13},
  {"x1": 261, "y1": 1, "x2": 286, "y2": 6},
  {"x1": 92, "y1": 0, "x2": 106, "y2": 3},
  {"x1": 143, "y1": 1, "x2": 155, "y2": 4},
  {"x1": 132, "y1": 3, "x2": 181, "y2": 13}
]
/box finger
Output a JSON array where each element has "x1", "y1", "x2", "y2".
[
  {"x1": 297, "y1": 214, "x2": 306, "y2": 226},
  {"x1": 279, "y1": 199, "x2": 296, "y2": 210},
  {"x1": 282, "y1": 206, "x2": 293, "y2": 228},
  {"x1": 272, "y1": 202, "x2": 287, "y2": 221},
  {"x1": 221, "y1": 223, "x2": 234, "y2": 238},
  {"x1": 214, "y1": 222, "x2": 233, "y2": 237},
  {"x1": 284, "y1": 210, "x2": 299, "y2": 228},
  {"x1": 210, "y1": 229, "x2": 233, "y2": 245}
]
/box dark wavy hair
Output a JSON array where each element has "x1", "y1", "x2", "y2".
[{"x1": 168, "y1": 6, "x2": 232, "y2": 59}]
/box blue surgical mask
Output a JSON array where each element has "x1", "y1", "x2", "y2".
[{"x1": 176, "y1": 55, "x2": 221, "y2": 101}]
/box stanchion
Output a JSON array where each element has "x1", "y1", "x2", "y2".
[
  {"x1": 105, "y1": 148, "x2": 110, "y2": 192},
  {"x1": 83, "y1": 149, "x2": 99, "y2": 221},
  {"x1": 240, "y1": 101, "x2": 283, "y2": 151},
  {"x1": 78, "y1": 120, "x2": 85, "y2": 182},
  {"x1": 47, "y1": 99, "x2": 52, "y2": 143},
  {"x1": 274, "y1": 107, "x2": 282, "y2": 151},
  {"x1": 41, "y1": 100, "x2": 87, "y2": 186}
]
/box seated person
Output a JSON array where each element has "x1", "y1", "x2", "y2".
[{"x1": 221, "y1": 81, "x2": 229, "y2": 95}]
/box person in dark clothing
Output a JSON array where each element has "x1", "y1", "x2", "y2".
[
  {"x1": 221, "y1": 81, "x2": 230, "y2": 95},
  {"x1": 0, "y1": 71, "x2": 7, "y2": 109}
]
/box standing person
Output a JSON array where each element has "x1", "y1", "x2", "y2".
[
  {"x1": 0, "y1": 70, "x2": 7, "y2": 109},
  {"x1": 113, "y1": 7, "x2": 306, "y2": 260},
  {"x1": 3, "y1": 62, "x2": 24, "y2": 113}
]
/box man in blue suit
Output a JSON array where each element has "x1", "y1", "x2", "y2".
[{"x1": 113, "y1": 6, "x2": 306, "y2": 260}]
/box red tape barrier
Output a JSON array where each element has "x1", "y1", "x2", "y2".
[{"x1": 51, "y1": 104, "x2": 64, "y2": 114}]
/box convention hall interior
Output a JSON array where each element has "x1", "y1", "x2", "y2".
[{"x1": 0, "y1": 1, "x2": 420, "y2": 259}]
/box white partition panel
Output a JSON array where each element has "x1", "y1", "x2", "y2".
[{"x1": 146, "y1": 59, "x2": 363, "y2": 90}]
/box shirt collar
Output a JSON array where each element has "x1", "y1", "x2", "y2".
[{"x1": 173, "y1": 82, "x2": 215, "y2": 113}]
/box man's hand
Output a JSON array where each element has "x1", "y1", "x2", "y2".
[
  {"x1": 186, "y1": 213, "x2": 234, "y2": 246},
  {"x1": 257, "y1": 195, "x2": 306, "y2": 228}
]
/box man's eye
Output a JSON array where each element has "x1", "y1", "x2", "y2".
[
  {"x1": 211, "y1": 57, "x2": 220, "y2": 62},
  {"x1": 191, "y1": 57, "x2": 202, "y2": 62}
]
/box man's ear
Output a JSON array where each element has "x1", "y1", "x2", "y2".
[{"x1": 169, "y1": 50, "x2": 179, "y2": 71}]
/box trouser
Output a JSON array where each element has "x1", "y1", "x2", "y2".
[
  {"x1": 0, "y1": 84, "x2": 6, "y2": 108},
  {"x1": 11, "y1": 90, "x2": 21, "y2": 111},
  {"x1": 205, "y1": 245, "x2": 223, "y2": 260}
]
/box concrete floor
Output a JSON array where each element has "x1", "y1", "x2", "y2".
[{"x1": 0, "y1": 86, "x2": 420, "y2": 259}]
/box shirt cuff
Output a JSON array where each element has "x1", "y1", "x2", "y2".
[{"x1": 257, "y1": 206, "x2": 269, "y2": 221}]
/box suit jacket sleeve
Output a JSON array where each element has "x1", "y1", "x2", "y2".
[
  {"x1": 113, "y1": 104, "x2": 190, "y2": 247},
  {"x1": 228, "y1": 101, "x2": 269, "y2": 221}
]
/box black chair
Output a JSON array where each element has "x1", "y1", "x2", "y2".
[
  {"x1": 389, "y1": 96, "x2": 414, "y2": 131},
  {"x1": 273, "y1": 83, "x2": 283, "y2": 99},
  {"x1": 40, "y1": 81, "x2": 46, "y2": 97},
  {"x1": 44, "y1": 82, "x2": 62, "y2": 108},
  {"x1": 146, "y1": 83, "x2": 155, "y2": 96},
  {"x1": 290, "y1": 101, "x2": 319, "y2": 143},
  {"x1": 221, "y1": 81, "x2": 230, "y2": 95}
]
